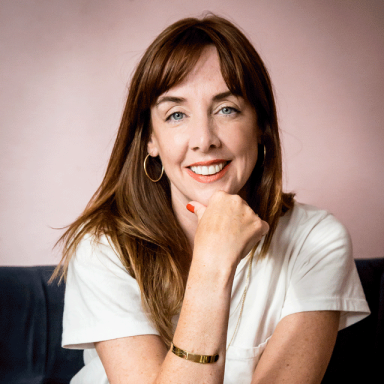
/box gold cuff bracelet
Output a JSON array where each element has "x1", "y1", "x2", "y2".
[{"x1": 170, "y1": 343, "x2": 219, "y2": 364}]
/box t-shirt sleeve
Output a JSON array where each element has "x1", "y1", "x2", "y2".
[
  {"x1": 62, "y1": 235, "x2": 159, "y2": 350},
  {"x1": 281, "y1": 213, "x2": 370, "y2": 330}
]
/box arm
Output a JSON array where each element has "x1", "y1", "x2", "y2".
[
  {"x1": 250, "y1": 209, "x2": 359, "y2": 383},
  {"x1": 252, "y1": 310, "x2": 340, "y2": 384},
  {"x1": 96, "y1": 259, "x2": 235, "y2": 384},
  {"x1": 96, "y1": 191, "x2": 269, "y2": 384}
]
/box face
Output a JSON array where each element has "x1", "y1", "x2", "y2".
[{"x1": 148, "y1": 46, "x2": 259, "y2": 209}]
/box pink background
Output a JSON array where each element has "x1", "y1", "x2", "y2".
[{"x1": 1, "y1": 0, "x2": 383, "y2": 266}]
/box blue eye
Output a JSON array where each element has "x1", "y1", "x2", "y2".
[
  {"x1": 220, "y1": 107, "x2": 237, "y2": 115},
  {"x1": 168, "y1": 112, "x2": 185, "y2": 121}
]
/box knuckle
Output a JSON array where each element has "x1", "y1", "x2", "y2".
[
  {"x1": 253, "y1": 220, "x2": 262, "y2": 231},
  {"x1": 253, "y1": 218, "x2": 269, "y2": 234},
  {"x1": 211, "y1": 190, "x2": 225, "y2": 202},
  {"x1": 262, "y1": 221, "x2": 270, "y2": 234},
  {"x1": 230, "y1": 194, "x2": 243, "y2": 207},
  {"x1": 233, "y1": 194, "x2": 243, "y2": 203}
]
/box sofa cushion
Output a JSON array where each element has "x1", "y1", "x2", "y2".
[
  {"x1": 0, "y1": 266, "x2": 83, "y2": 384},
  {"x1": 322, "y1": 258, "x2": 384, "y2": 383},
  {"x1": 1, "y1": 258, "x2": 383, "y2": 383}
]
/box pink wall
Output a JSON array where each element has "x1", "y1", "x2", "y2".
[{"x1": 1, "y1": 0, "x2": 383, "y2": 266}]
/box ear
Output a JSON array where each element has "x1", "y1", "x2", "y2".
[{"x1": 147, "y1": 133, "x2": 160, "y2": 157}]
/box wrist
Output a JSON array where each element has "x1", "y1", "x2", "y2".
[
  {"x1": 170, "y1": 342, "x2": 220, "y2": 364},
  {"x1": 188, "y1": 255, "x2": 236, "y2": 291}
]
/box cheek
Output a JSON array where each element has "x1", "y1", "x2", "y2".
[
  {"x1": 228, "y1": 126, "x2": 258, "y2": 157},
  {"x1": 157, "y1": 132, "x2": 188, "y2": 166},
  {"x1": 171, "y1": 131, "x2": 189, "y2": 150}
]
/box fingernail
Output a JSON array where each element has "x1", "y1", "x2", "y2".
[{"x1": 186, "y1": 204, "x2": 195, "y2": 213}]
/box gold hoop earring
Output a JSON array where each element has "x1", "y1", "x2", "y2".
[
  {"x1": 144, "y1": 154, "x2": 164, "y2": 182},
  {"x1": 259, "y1": 144, "x2": 266, "y2": 167},
  {"x1": 263, "y1": 145, "x2": 266, "y2": 166}
]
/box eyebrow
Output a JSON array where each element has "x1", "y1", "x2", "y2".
[
  {"x1": 155, "y1": 96, "x2": 186, "y2": 106},
  {"x1": 212, "y1": 91, "x2": 233, "y2": 102},
  {"x1": 155, "y1": 90, "x2": 236, "y2": 107}
]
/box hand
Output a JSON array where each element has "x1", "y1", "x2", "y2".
[{"x1": 188, "y1": 191, "x2": 269, "y2": 269}]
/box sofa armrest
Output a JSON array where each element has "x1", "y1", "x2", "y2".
[
  {"x1": 322, "y1": 258, "x2": 384, "y2": 383},
  {"x1": 0, "y1": 266, "x2": 84, "y2": 384}
]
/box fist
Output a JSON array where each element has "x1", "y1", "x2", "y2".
[{"x1": 188, "y1": 191, "x2": 269, "y2": 268}]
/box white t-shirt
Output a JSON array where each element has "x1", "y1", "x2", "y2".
[{"x1": 62, "y1": 203, "x2": 370, "y2": 384}]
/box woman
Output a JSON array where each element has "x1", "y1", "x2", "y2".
[{"x1": 54, "y1": 14, "x2": 370, "y2": 384}]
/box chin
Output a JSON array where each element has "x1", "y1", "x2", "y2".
[{"x1": 193, "y1": 185, "x2": 240, "y2": 206}]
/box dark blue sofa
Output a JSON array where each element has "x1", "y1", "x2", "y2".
[{"x1": 0, "y1": 259, "x2": 383, "y2": 384}]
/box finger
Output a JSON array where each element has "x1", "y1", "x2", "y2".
[{"x1": 186, "y1": 201, "x2": 206, "y2": 220}]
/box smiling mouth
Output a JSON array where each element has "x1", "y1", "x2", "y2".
[{"x1": 189, "y1": 161, "x2": 229, "y2": 176}]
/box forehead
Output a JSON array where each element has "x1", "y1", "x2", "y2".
[
  {"x1": 182, "y1": 46, "x2": 220, "y2": 81},
  {"x1": 156, "y1": 46, "x2": 228, "y2": 99}
]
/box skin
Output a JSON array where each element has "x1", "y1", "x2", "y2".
[
  {"x1": 148, "y1": 46, "x2": 260, "y2": 246},
  {"x1": 95, "y1": 46, "x2": 340, "y2": 384}
]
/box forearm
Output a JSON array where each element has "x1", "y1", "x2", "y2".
[
  {"x1": 97, "y1": 192, "x2": 267, "y2": 384},
  {"x1": 251, "y1": 311, "x2": 340, "y2": 384},
  {"x1": 155, "y1": 259, "x2": 235, "y2": 384}
]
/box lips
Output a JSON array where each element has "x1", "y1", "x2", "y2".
[
  {"x1": 190, "y1": 162, "x2": 227, "y2": 176},
  {"x1": 186, "y1": 160, "x2": 231, "y2": 183}
]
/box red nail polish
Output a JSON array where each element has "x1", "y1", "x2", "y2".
[{"x1": 186, "y1": 204, "x2": 195, "y2": 213}]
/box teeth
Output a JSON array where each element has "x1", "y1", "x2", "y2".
[{"x1": 190, "y1": 162, "x2": 226, "y2": 175}]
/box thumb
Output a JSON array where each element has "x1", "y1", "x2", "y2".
[{"x1": 186, "y1": 201, "x2": 206, "y2": 221}]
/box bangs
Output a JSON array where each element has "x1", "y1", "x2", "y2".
[{"x1": 144, "y1": 25, "x2": 247, "y2": 107}]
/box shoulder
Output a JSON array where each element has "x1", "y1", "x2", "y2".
[
  {"x1": 65, "y1": 233, "x2": 138, "y2": 309},
  {"x1": 276, "y1": 202, "x2": 351, "y2": 253},
  {"x1": 69, "y1": 233, "x2": 128, "y2": 278},
  {"x1": 281, "y1": 202, "x2": 346, "y2": 232},
  {"x1": 270, "y1": 201, "x2": 354, "y2": 279},
  {"x1": 275, "y1": 203, "x2": 370, "y2": 328},
  {"x1": 63, "y1": 234, "x2": 159, "y2": 349}
]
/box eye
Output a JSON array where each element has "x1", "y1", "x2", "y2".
[
  {"x1": 219, "y1": 106, "x2": 238, "y2": 115},
  {"x1": 167, "y1": 111, "x2": 185, "y2": 121}
]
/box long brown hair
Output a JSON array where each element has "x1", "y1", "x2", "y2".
[{"x1": 51, "y1": 14, "x2": 294, "y2": 347}]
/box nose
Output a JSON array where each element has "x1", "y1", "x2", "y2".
[{"x1": 189, "y1": 115, "x2": 221, "y2": 152}]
